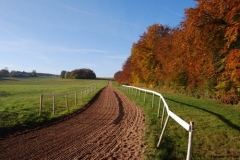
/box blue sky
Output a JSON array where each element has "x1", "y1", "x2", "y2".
[{"x1": 0, "y1": 0, "x2": 196, "y2": 77}]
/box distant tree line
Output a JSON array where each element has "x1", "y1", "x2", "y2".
[
  {"x1": 60, "y1": 68, "x2": 96, "y2": 79},
  {"x1": 37, "y1": 73, "x2": 58, "y2": 77},
  {"x1": 0, "y1": 69, "x2": 57, "y2": 78},
  {"x1": 0, "y1": 69, "x2": 37, "y2": 77}
]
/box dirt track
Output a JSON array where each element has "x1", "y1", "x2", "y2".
[{"x1": 0, "y1": 82, "x2": 146, "y2": 159}]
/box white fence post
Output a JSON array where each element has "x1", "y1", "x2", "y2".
[
  {"x1": 65, "y1": 94, "x2": 68, "y2": 111},
  {"x1": 157, "y1": 97, "x2": 161, "y2": 117},
  {"x1": 161, "y1": 105, "x2": 165, "y2": 128},
  {"x1": 121, "y1": 85, "x2": 194, "y2": 159},
  {"x1": 138, "y1": 89, "x2": 140, "y2": 98},
  {"x1": 75, "y1": 92, "x2": 77, "y2": 106},
  {"x1": 144, "y1": 91, "x2": 146, "y2": 103},
  {"x1": 157, "y1": 115, "x2": 170, "y2": 147},
  {"x1": 186, "y1": 121, "x2": 194, "y2": 160},
  {"x1": 39, "y1": 94, "x2": 43, "y2": 116},
  {"x1": 152, "y1": 92, "x2": 154, "y2": 108},
  {"x1": 81, "y1": 90, "x2": 83, "y2": 100},
  {"x1": 52, "y1": 93, "x2": 55, "y2": 115}
]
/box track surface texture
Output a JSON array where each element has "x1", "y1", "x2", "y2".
[{"x1": 0, "y1": 82, "x2": 146, "y2": 160}]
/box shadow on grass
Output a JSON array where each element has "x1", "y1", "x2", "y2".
[
  {"x1": 0, "y1": 111, "x2": 51, "y2": 138},
  {"x1": 96, "y1": 77, "x2": 111, "y2": 80},
  {"x1": 158, "y1": 134, "x2": 178, "y2": 160},
  {"x1": 0, "y1": 78, "x2": 19, "y2": 81},
  {"x1": 165, "y1": 98, "x2": 240, "y2": 131},
  {"x1": 135, "y1": 97, "x2": 178, "y2": 159},
  {"x1": 144, "y1": 117, "x2": 178, "y2": 159}
]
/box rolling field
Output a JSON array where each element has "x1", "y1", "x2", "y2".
[
  {"x1": 0, "y1": 77, "x2": 109, "y2": 137},
  {"x1": 113, "y1": 82, "x2": 240, "y2": 160}
]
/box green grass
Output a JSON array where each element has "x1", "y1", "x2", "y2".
[
  {"x1": 113, "y1": 82, "x2": 240, "y2": 160},
  {"x1": 0, "y1": 77, "x2": 109, "y2": 137}
]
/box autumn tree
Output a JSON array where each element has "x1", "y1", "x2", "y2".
[
  {"x1": 114, "y1": 71, "x2": 123, "y2": 84},
  {"x1": 129, "y1": 24, "x2": 171, "y2": 87},
  {"x1": 114, "y1": 0, "x2": 240, "y2": 103},
  {"x1": 183, "y1": 0, "x2": 240, "y2": 101}
]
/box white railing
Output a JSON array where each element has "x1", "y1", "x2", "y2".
[
  {"x1": 122, "y1": 85, "x2": 194, "y2": 160},
  {"x1": 39, "y1": 85, "x2": 96, "y2": 116}
]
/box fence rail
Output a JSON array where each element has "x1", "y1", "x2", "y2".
[
  {"x1": 39, "y1": 85, "x2": 96, "y2": 116},
  {"x1": 122, "y1": 85, "x2": 194, "y2": 160}
]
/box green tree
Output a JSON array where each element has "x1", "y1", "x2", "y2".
[
  {"x1": 64, "y1": 72, "x2": 70, "y2": 79},
  {"x1": 0, "y1": 69, "x2": 9, "y2": 77},
  {"x1": 30, "y1": 70, "x2": 37, "y2": 77},
  {"x1": 60, "y1": 70, "x2": 66, "y2": 78}
]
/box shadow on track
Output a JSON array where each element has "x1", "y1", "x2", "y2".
[{"x1": 113, "y1": 91, "x2": 124, "y2": 125}]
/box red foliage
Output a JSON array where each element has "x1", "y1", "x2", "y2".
[{"x1": 114, "y1": 0, "x2": 240, "y2": 103}]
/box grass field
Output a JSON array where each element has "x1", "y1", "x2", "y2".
[
  {"x1": 1, "y1": 77, "x2": 239, "y2": 159},
  {"x1": 113, "y1": 82, "x2": 240, "y2": 160},
  {"x1": 0, "y1": 77, "x2": 109, "y2": 137}
]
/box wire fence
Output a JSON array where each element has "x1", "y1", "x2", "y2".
[{"x1": 39, "y1": 85, "x2": 96, "y2": 116}]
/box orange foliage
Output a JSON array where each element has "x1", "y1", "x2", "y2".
[
  {"x1": 114, "y1": 0, "x2": 240, "y2": 104},
  {"x1": 225, "y1": 49, "x2": 240, "y2": 86}
]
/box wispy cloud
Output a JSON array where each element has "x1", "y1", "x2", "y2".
[
  {"x1": 161, "y1": 6, "x2": 183, "y2": 17},
  {"x1": 105, "y1": 55, "x2": 128, "y2": 60},
  {"x1": 0, "y1": 38, "x2": 48, "y2": 54},
  {"x1": 38, "y1": 55, "x2": 53, "y2": 64},
  {"x1": 112, "y1": 19, "x2": 142, "y2": 28},
  {"x1": 0, "y1": 63, "x2": 17, "y2": 68},
  {"x1": 58, "y1": 48, "x2": 112, "y2": 54},
  {"x1": 0, "y1": 63, "x2": 31, "y2": 72},
  {"x1": 65, "y1": 6, "x2": 97, "y2": 16},
  {"x1": 0, "y1": 38, "x2": 112, "y2": 54},
  {"x1": 65, "y1": 6, "x2": 143, "y2": 35},
  {"x1": 81, "y1": 63, "x2": 98, "y2": 67}
]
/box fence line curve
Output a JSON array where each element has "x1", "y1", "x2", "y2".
[{"x1": 122, "y1": 85, "x2": 194, "y2": 160}]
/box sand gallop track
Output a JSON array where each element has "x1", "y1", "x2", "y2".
[{"x1": 0, "y1": 82, "x2": 146, "y2": 160}]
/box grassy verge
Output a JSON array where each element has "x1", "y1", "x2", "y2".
[
  {"x1": 0, "y1": 77, "x2": 109, "y2": 137},
  {"x1": 113, "y1": 82, "x2": 240, "y2": 160}
]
